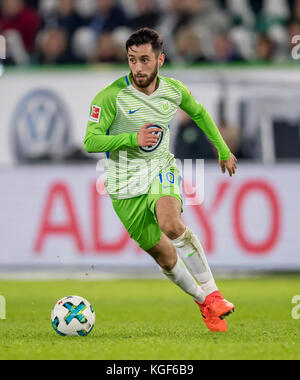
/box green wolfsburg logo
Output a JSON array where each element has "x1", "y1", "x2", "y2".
[{"x1": 161, "y1": 101, "x2": 170, "y2": 113}]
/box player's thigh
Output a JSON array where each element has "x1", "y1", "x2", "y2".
[
  {"x1": 156, "y1": 195, "x2": 182, "y2": 220},
  {"x1": 155, "y1": 196, "x2": 185, "y2": 239},
  {"x1": 148, "y1": 166, "x2": 184, "y2": 238}
]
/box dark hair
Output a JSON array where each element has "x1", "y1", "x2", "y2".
[{"x1": 126, "y1": 28, "x2": 163, "y2": 56}]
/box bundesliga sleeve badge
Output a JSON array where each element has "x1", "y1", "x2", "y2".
[{"x1": 89, "y1": 105, "x2": 101, "y2": 123}]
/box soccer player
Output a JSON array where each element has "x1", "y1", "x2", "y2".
[{"x1": 84, "y1": 28, "x2": 237, "y2": 332}]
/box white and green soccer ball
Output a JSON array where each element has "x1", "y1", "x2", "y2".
[{"x1": 51, "y1": 295, "x2": 95, "y2": 336}]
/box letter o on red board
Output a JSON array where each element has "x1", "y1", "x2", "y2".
[{"x1": 233, "y1": 180, "x2": 281, "y2": 254}]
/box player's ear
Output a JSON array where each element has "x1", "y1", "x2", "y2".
[{"x1": 158, "y1": 53, "x2": 165, "y2": 68}]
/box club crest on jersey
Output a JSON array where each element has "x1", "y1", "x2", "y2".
[
  {"x1": 89, "y1": 105, "x2": 101, "y2": 123},
  {"x1": 161, "y1": 100, "x2": 170, "y2": 114},
  {"x1": 140, "y1": 125, "x2": 164, "y2": 153}
]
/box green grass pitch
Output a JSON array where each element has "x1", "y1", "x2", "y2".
[{"x1": 0, "y1": 275, "x2": 300, "y2": 360}]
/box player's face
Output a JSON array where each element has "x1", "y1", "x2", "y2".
[{"x1": 128, "y1": 43, "x2": 164, "y2": 89}]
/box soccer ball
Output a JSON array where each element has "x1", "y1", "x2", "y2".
[{"x1": 51, "y1": 295, "x2": 95, "y2": 336}]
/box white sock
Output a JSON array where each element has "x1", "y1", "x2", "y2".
[
  {"x1": 161, "y1": 256, "x2": 206, "y2": 304},
  {"x1": 172, "y1": 227, "x2": 218, "y2": 296}
]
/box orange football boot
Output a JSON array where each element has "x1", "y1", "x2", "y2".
[
  {"x1": 205, "y1": 291, "x2": 235, "y2": 319},
  {"x1": 194, "y1": 299, "x2": 228, "y2": 332}
]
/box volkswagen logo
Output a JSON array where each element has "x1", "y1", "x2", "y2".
[{"x1": 11, "y1": 89, "x2": 72, "y2": 162}]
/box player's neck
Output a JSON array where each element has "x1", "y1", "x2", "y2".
[{"x1": 131, "y1": 76, "x2": 159, "y2": 96}]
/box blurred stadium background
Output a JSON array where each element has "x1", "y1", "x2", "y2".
[{"x1": 0, "y1": 0, "x2": 300, "y2": 279}]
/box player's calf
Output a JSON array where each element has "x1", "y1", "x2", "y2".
[{"x1": 147, "y1": 233, "x2": 206, "y2": 304}]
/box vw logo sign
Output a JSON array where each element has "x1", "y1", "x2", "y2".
[
  {"x1": 139, "y1": 125, "x2": 164, "y2": 153},
  {"x1": 10, "y1": 89, "x2": 72, "y2": 162}
]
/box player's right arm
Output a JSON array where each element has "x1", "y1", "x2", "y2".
[
  {"x1": 84, "y1": 86, "x2": 161, "y2": 153},
  {"x1": 84, "y1": 82, "x2": 139, "y2": 153}
]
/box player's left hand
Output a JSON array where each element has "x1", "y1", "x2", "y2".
[{"x1": 219, "y1": 153, "x2": 237, "y2": 177}]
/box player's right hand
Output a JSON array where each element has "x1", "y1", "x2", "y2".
[{"x1": 137, "y1": 123, "x2": 161, "y2": 147}]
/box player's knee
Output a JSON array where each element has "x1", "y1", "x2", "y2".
[
  {"x1": 158, "y1": 255, "x2": 178, "y2": 272},
  {"x1": 159, "y1": 219, "x2": 185, "y2": 240}
]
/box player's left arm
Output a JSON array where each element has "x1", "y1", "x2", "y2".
[{"x1": 175, "y1": 79, "x2": 237, "y2": 176}]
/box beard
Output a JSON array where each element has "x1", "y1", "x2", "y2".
[{"x1": 131, "y1": 63, "x2": 159, "y2": 89}]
